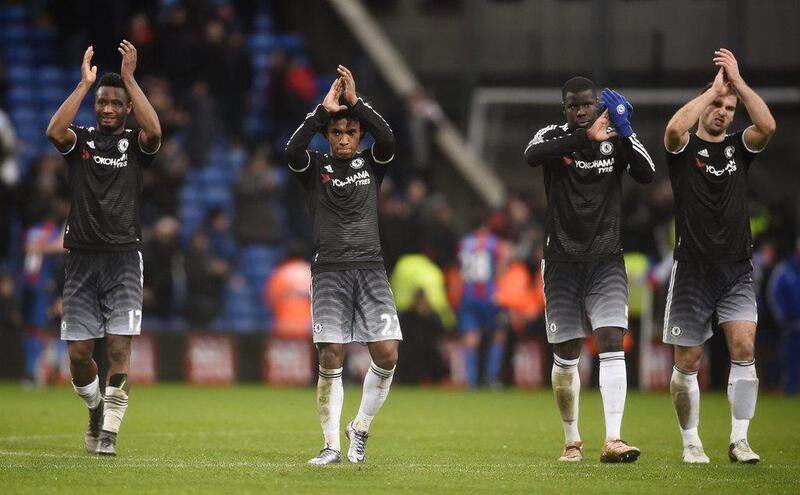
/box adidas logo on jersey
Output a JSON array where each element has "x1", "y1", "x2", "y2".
[{"x1": 698, "y1": 149, "x2": 709, "y2": 158}]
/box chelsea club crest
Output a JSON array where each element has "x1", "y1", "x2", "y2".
[
  {"x1": 350, "y1": 157, "x2": 365, "y2": 169},
  {"x1": 117, "y1": 138, "x2": 129, "y2": 153},
  {"x1": 600, "y1": 141, "x2": 614, "y2": 156},
  {"x1": 724, "y1": 146, "x2": 734, "y2": 159}
]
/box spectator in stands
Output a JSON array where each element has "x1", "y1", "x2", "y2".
[
  {"x1": 0, "y1": 107, "x2": 18, "y2": 263},
  {"x1": 396, "y1": 289, "x2": 447, "y2": 384},
  {"x1": 184, "y1": 228, "x2": 230, "y2": 328},
  {"x1": 378, "y1": 189, "x2": 414, "y2": 273},
  {"x1": 141, "y1": 138, "x2": 188, "y2": 223},
  {"x1": 22, "y1": 201, "x2": 66, "y2": 332},
  {"x1": 185, "y1": 80, "x2": 218, "y2": 166},
  {"x1": 263, "y1": 244, "x2": 312, "y2": 339},
  {"x1": 19, "y1": 153, "x2": 68, "y2": 227},
  {"x1": 206, "y1": 207, "x2": 237, "y2": 264},
  {"x1": 267, "y1": 50, "x2": 317, "y2": 149},
  {"x1": 767, "y1": 239, "x2": 800, "y2": 395},
  {"x1": 142, "y1": 216, "x2": 181, "y2": 321},
  {"x1": 0, "y1": 106, "x2": 19, "y2": 187},
  {"x1": 0, "y1": 271, "x2": 24, "y2": 378},
  {"x1": 391, "y1": 252, "x2": 455, "y2": 330},
  {"x1": 234, "y1": 151, "x2": 286, "y2": 250}
]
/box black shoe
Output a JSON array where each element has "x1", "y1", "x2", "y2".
[
  {"x1": 84, "y1": 402, "x2": 104, "y2": 453},
  {"x1": 96, "y1": 430, "x2": 117, "y2": 456}
]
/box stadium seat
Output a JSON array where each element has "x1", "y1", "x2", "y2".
[
  {"x1": 7, "y1": 65, "x2": 34, "y2": 84},
  {"x1": 0, "y1": 25, "x2": 29, "y2": 43},
  {"x1": 7, "y1": 87, "x2": 35, "y2": 105},
  {"x1": 4, "y1": 45, "x2": 34, "y2": 63},
  {"x1": 37, "y1": 66, "x2": 69, "y2": 86}
]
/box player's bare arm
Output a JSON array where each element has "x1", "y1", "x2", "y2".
[
  {"x1": 714, "y1": 48, "x2": 776, "y2": 152},
  {"x1": 46, "y1": 46, "x2": 96, "y2": 152},
  {"x1": 664, "y1": 68, "x2": 727, "y2": 152},
  {"x1": 118, "y1": 40, "x2": 161, "y2": 153}
]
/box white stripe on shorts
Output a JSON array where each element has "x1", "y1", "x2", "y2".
[{"x1": 662, "y1": 260, "x2": 678, "y2": 341}]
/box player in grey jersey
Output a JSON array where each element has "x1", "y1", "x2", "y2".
[
  {"x1": 525, "y1": 76, "x2": 655, "y2": 463},
  {"x1": 284, "y1": 66, "x2": 400, "y2": 465},
  {"x1": 663, "y1": 48, "x2": 775, "y2": 464},
  {"x1": 46, "y1": 42, "x2": 161, "y2": 456}
]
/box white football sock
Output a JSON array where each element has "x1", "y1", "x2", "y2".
[
  {"x1": 670, "y1": 366, "x2": 702, "y2": 447},
  {"x1": 102, "y1": 386, "x2": 129, "y2": 433},
  {"x1": 352, "y1": 362, "x2": 395, "y2": 432},
  {"x1": 73, "y1": 376, "x2": 102, "y2": 410},
  {"x1": 551, "y1": 354, "x2": 581, "y2": 444},
  {"x1": 317, "y1": 366, "x2": 344, "y2": 450},
  {"x1": 599, "y1": 351, "x2": 627, "y2": 441},
  {"x1": 728, "y1": 359, "x2": 758, "y2": 444}
]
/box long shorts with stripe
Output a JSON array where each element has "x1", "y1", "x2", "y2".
[
  {"x1": 311, "y1": 268, "x2": 402, "y2": 344},
  {"x1": 61, "y1": 250, "x2": 143, "y2": 341},
  {"x1": 542, "y1": 257, "x2": 628, "y2": 344},
  {"x1": 662, "y1": 259, "x2": 757, "y2": 347}
]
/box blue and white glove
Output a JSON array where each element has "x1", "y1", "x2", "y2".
[{"x1": 600, "y1": 88, "x2": 634, "y2": 138}]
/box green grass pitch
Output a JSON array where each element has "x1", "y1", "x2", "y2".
[{"x1": 1, "y1": 383, "x2": 797, "y2": 494}]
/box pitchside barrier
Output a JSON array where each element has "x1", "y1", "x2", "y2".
[{"x1": 22, "y1": 332, "x2": 710, "y2": 389}]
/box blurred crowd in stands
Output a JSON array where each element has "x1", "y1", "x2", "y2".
[{"x1": 0, "y1": 1, "x2": 797, "y2": 393}]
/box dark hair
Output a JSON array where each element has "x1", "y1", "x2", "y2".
[
  {"x1": 96, "y1": 72, "x2": 129, "y2": 99},
  {"x1": 701, "y1": 81, "x2": 739, "y2": 99},
  {"x1": 324, "y1": 93, "x2": 373, "y2": 137},
  {"x1": 561, "y1": 76, "x2": 596, "y2": 101}
]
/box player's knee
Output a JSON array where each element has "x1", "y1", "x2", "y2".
[
  {"x1": 553, "y1": 339, "x2": 582, "y2": 361},
  {"x1": 318, "y1": 345, "x2": 344, "y2": 369},
  {"x1": 373, "y1": 351, "x2": 398, "y2": 371},
  {"x1": 674, "y1": 346, "x2": 703, "y2": 372},
  {"x1": 730, "y1": 339, "x2": 755, "y2": 362},
  {"x1": 107, "y1": 345, "x2": 130, "y2": 367},
  {"x1": 594, "y1": 327, "x2": 624, "y2": 353},
  {"x1": 67, "y1": 342, "x2": 93, "y2": 364}
]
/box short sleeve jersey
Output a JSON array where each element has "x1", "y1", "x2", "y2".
[
  {"x1": 291, "y1": 149, "x2": 389, "y2": 273},
  {"x1": 61, "y1": 125, "x2": 157, "y2": 250},
  {"x1": 666, "y1": 131, "x2": 757, "y2": 263}
]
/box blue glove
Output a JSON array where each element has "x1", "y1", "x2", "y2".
[{"x1": 600, "y1": 88, "x2": 633, "y2": 138}]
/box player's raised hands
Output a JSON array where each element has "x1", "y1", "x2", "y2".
[
  {"x1": 81, "y1": 46, "x2": 97, "y2": 85},
  {"x1": 710, "y1": 66, "x2": 730, "y2": 96},
  {"x1": 337, "y1": 65, "x2": 358, "y2": 106},
  {"x1": 587, "y1": 109, "x2": 618, "y2": 142},
  {"x1": 713, "y1": 48, "x2": 743, "y2": 87},
  {"x1": 322, "y1": 78, "x2": 348, "y2": 113},
  {"x1": 118, "y1": 40, "x2": 138, "y2": 79}
]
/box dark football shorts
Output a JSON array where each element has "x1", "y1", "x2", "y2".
[
  {"x1": 61, "y1": 250, "x2": 143, "y2": 341},
  {"x1": 663, "y1": 259, "x2": 757, "y2": 346},
  {"x1": 542, "y1": 257, "x2": 629, "y2": 344},
  {"x1": 311, "y1": 268, "x2": 402, "y2": 344}
]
